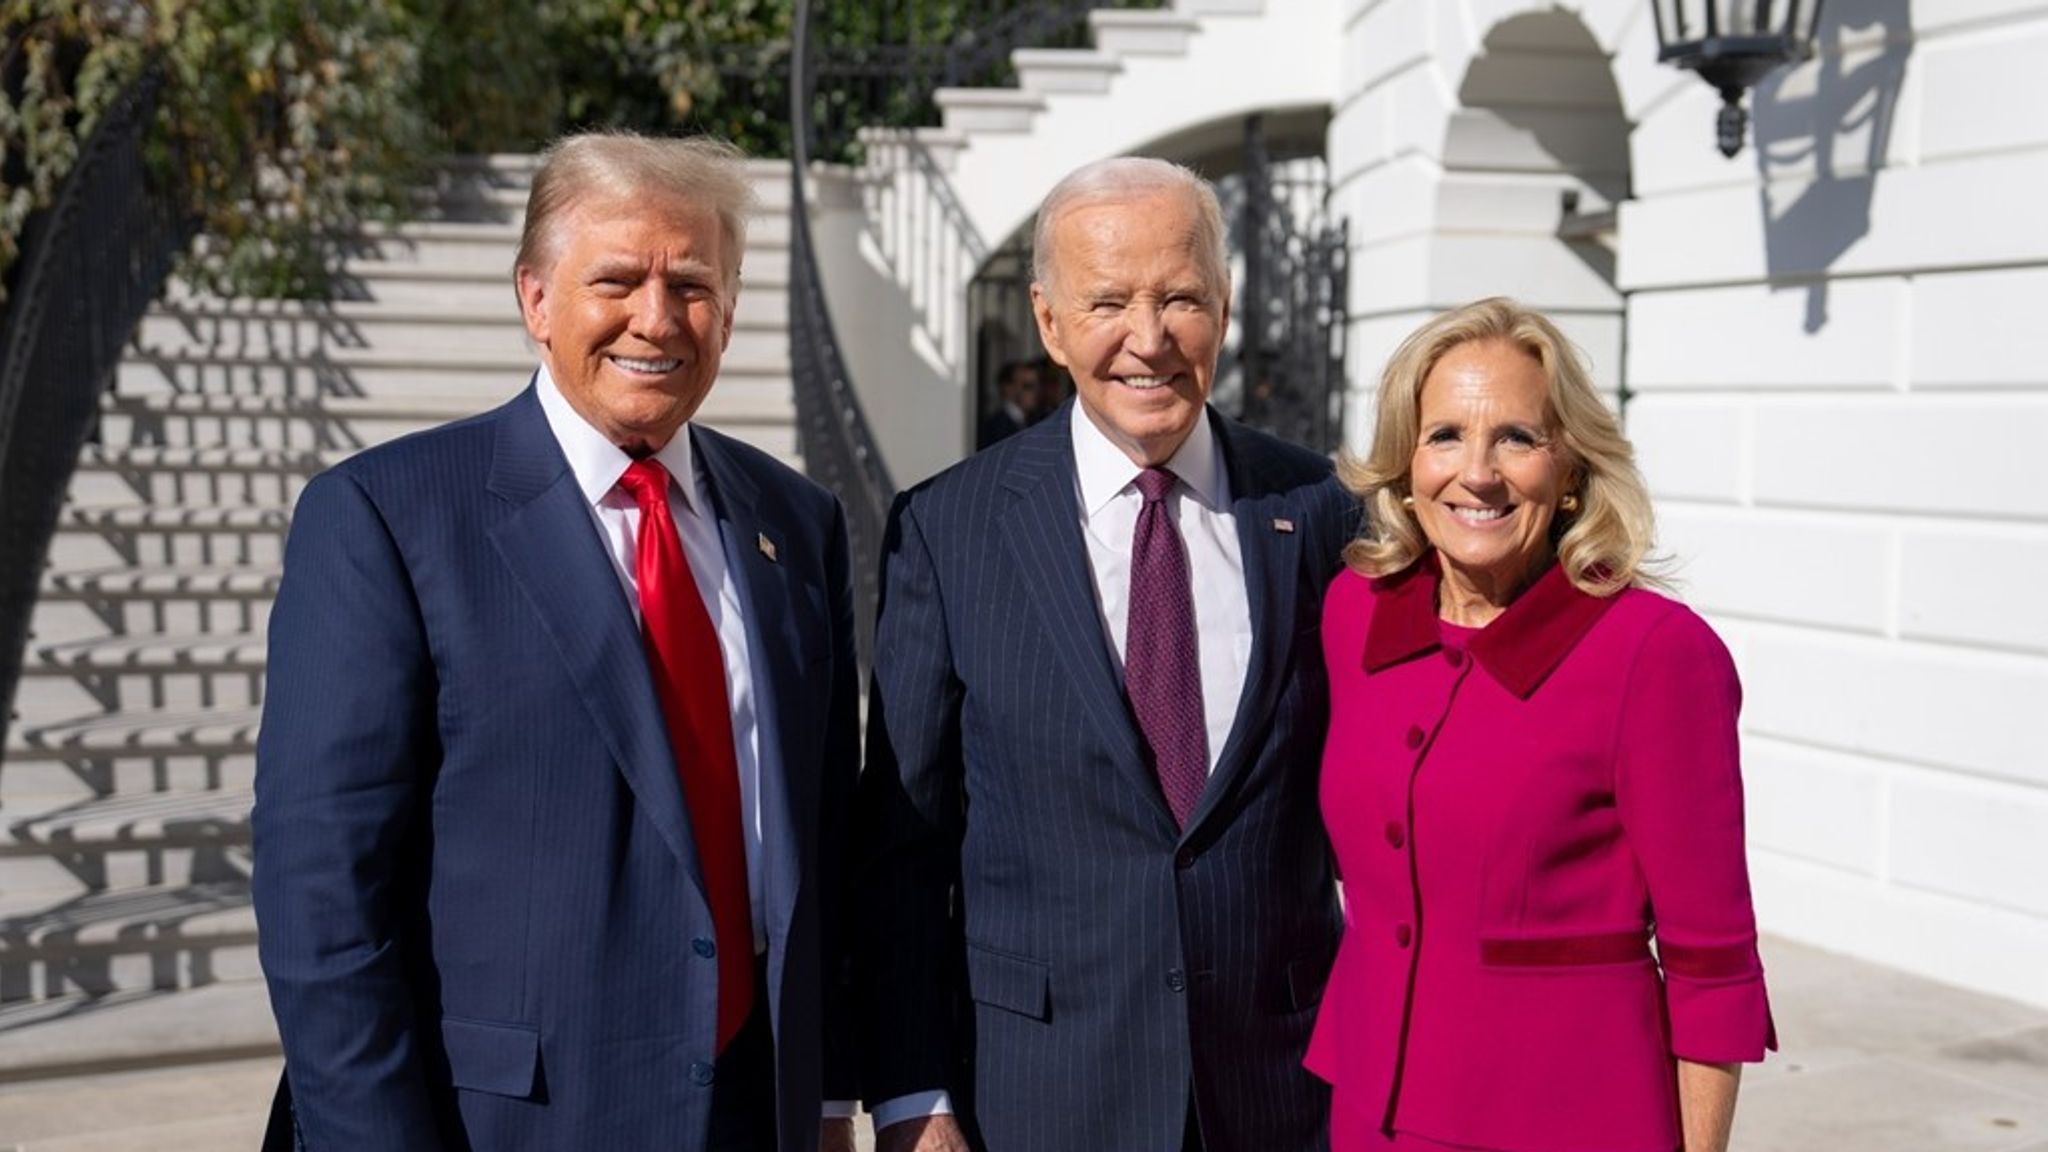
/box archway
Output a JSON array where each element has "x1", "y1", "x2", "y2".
[{"x1": 1438, "y1": 9, "x2": 1632, "y2": 406}]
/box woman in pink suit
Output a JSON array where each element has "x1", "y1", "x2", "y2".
[{"x1": 1310, "y1": 298, "x2": 1774, "y2": 1152}]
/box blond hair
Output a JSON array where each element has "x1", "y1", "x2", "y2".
[
  {"x1": 1337, "y1": 297, "x2": 1664, "y2": 597},
  {"x1": 516, "y1": 131, "x2": 757, "y2": 297}
]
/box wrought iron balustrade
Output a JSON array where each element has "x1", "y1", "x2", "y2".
[{"x1": 0, "y1": 65, "x2": 191, "y2": 761}]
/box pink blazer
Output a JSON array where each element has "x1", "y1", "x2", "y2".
[{"x1": 1308, "y1": 560, "x2": 1774, "y2": 1152}]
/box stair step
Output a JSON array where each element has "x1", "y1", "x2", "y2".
[
  {"x1": 41, "y1": 567, "x2": 282, "y2": 602},
  {"x1": 62, "y1": 504, "x2": 291, "y2": 535},
  {"x1": 28, "y1": 633, "x2": 266, "y2": 675},
  {"x1": 18, "y1": 631, "x2": 268, "y2": 715},
  {"x1": 2, "y1": 785, "x2": 253, "y2": 898},
  {"x1": 5, "y1": 707, "x2": 261, "y2": 763},
  {"x1": 934, "y1": 87, "x2": 1047, "y2": 135},
  {"x1": 1012, "y1": 48, "x2": 1122, "y2": 95},
  {"x1": 0, "y1": 883, "x2": 258, "y2": 1006},
  {"x1": 28, "y1": 568, "x2": 276, "y2": 683},
  {"x1": 1, "y1": 708, "x2": 256, "y2": 807},
  {"x1": 1088, "y1": 9, "x2": 1202, "y2": 56},
  {"x1": 73, "y1": 446, "x2": 339, "y2": 476},
  {"x1": 0, "y1": 978, "x2": 277, "y2": 1081},
  {"x1": 4, "y1": 788, "x2": 253, "y2": 853}
]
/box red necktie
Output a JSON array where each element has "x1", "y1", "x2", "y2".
[{"x1": 616, "y1": 458, "x2": 753, "y2": 1052}]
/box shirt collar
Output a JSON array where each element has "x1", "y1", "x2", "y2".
[
  {"x1": 1362, "y1": 554, "x2": 1619, "y2": 699},
  {"x1": 535, "y1": 364, "x2": 700, "y2": 514},
  {"x1": 1070, "y1": 401, "x2": 1227, "y2": 518}
]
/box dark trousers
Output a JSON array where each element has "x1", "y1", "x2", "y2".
[{"x1": 707, "y1": 955, "x2": 777, "y2": 1152}]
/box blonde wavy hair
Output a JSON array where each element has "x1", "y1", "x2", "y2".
[{"x1": 1337, "y1": 297, "x2": 1664, "y2": 597}]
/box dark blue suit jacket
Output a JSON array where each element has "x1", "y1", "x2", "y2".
[
  {"x1": 253, "y1": 385, "x2": 859, "y2": 1150},
  {"x1": 857, "y1": 407, "x2": 1352, "y2": 1152}
]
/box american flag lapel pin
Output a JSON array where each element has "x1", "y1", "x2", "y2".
[
  {"x1": 1272, "y1": 518, "x2": 1296, "y2": 534},
  {"x1": 757, "y1": 532, "x2": 779, "y2": 562}
]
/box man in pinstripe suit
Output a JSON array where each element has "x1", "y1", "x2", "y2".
[{"x1": 858, "y1": 158, "x2": 1350, "y2": 1152}]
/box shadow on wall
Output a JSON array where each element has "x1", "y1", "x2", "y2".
[{"x1": 1752, "y1": 0, "x2": 1912, "y2": 333}]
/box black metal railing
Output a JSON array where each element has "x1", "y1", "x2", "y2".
[
  {"x1": 1224, "y1": 114, "x2": 1349, "y2": 454},
  {"x1": 789, "y1": 0, "x2": 899, "y2": 667},
  {"x1": 0, "y1": 66, "x2": 190, "y2": 760},
  {"x1": 790, "y1": 0, "x2": 1162, "y2": 163}
]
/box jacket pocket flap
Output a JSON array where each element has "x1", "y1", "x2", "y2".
[
  {"x1": 441, "y1": 1016, "x2": 540, "y2": 1098},
  {"x1": 965, "y1": 942, "x2": 1051, "y2": 1021},
  {"x1": 1285, "y1": 939, "x2": 1339, "y2": 1012}
]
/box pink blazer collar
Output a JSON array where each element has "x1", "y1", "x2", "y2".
[{"x1": 1362, "y1": 555, "x2": 1619, "y2": 699}]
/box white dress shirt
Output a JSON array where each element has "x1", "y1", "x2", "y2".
[
  {"x1": 873, "y1": 407, "x2": 1255, "y2": 1134},
  {"x1": 1071, "y1": 403, "x2": 1253, "y2": 770},
  {"x1": 535, "y1": 368, "x2": 769, "y2": 954}
]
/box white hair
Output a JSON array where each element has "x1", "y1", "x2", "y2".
[{"x1": 1030, "y1": 156, "x2": 1230, "y2": 297}]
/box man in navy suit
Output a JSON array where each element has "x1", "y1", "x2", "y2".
[
  {"x1": 858, "y1": 158, "x2": 1350, "y2": 1152},
  {"x1": 253, "y1": 133, "x2": 858, "y2": 1152}
]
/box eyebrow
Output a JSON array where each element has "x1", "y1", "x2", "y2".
[
  {"x1": 585, "y1": 257, "x2": 648, "y2": 280},
  {"x1": 585, "y1": 256, "x2": 721, "y2": 283}
]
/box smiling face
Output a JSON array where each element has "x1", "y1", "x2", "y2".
[
  {"x1": 1409, "y1": 338, "x2": 1574, "y2": 617},
  {"x1": 1031, "y1": 190, "x2": 1226, "y2": 467},
  {"x1": 516, "y1": 192, "x2": 735, "y2": 454}
]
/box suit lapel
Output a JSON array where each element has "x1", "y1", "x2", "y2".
[
  {"x1": 693, "y1": 427, "x2": 808, "y2": 946},
  {"x1": 1187, "y1": 416, "x2": 1302, "y2": 836},
  {"x1": 996, "y1": 422, "x2": 1156, "y2": 801},
  {"x1": 484, "y1": 386, "x2": 704, "y2": 886}
]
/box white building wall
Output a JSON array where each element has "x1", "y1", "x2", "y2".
[{"x1": 1327, "y1": 0, "x2": 2048, "y2": 1007}]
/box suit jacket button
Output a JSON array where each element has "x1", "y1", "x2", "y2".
[
  {"x1": 1444, "y1": 647, "x2": 1465, "y2": 668},
  {"x1": 1394, "y1": 924, "x2": 1413, "y2": 949},
  {"x1": 692, "y1": 937, "x2": 716, "y2": 959},
  {"x1": 1384, "y1": 821, "x2": 1405, "y2": 849},
  {"x1": 690, "y1": 1061, "x2": 716, "y2": 1087},
  {"x1": 1166, "y1": 968, "x2": 1187, "y2": 993},
  {"x1": 1175, "y1": 849, "x2": 1196, "y2": 870},
  {"x1": 1404, "y1": 725, "x2": 1425, "y2": 749}
]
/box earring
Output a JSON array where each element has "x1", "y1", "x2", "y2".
[
  {"x1": 1560, "y1": 492, "x2": 1581, "y2": 513},
  {"x1": 1400, "y1": 494, "x2": 1415, "y2": 509}
]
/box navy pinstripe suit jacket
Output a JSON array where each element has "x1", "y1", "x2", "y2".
[
  {"x1": 858, "y1": 406, "x2": 1351, "y2": 1152},
  {"x1": 253, "y1": 385, "x2": 859, "y2": 1150}
]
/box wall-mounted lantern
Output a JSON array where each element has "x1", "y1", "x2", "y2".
[{"x1": 1651, "y1": 1, "x2": 1826, "y2": 157}]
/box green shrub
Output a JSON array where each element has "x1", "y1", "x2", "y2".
[{"x1": 2, "y1": 0, "x2": 430, "y2": 302}]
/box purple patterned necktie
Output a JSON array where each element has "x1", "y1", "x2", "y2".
[{"x1": 1125, "y1": 466, "x2": 1208, "y2": 829}]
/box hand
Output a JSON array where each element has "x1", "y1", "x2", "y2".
[
  {"x1": 875, "y1": 1113, "x2": 972, "y2": 1152},
  {"x1": 819, "y1": 1116, "x2": 858, "y2": 1152}
]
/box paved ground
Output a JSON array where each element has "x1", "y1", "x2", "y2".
[{"x1": 0, "y1": 936, "x2": 2043, "y2": 1151}]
